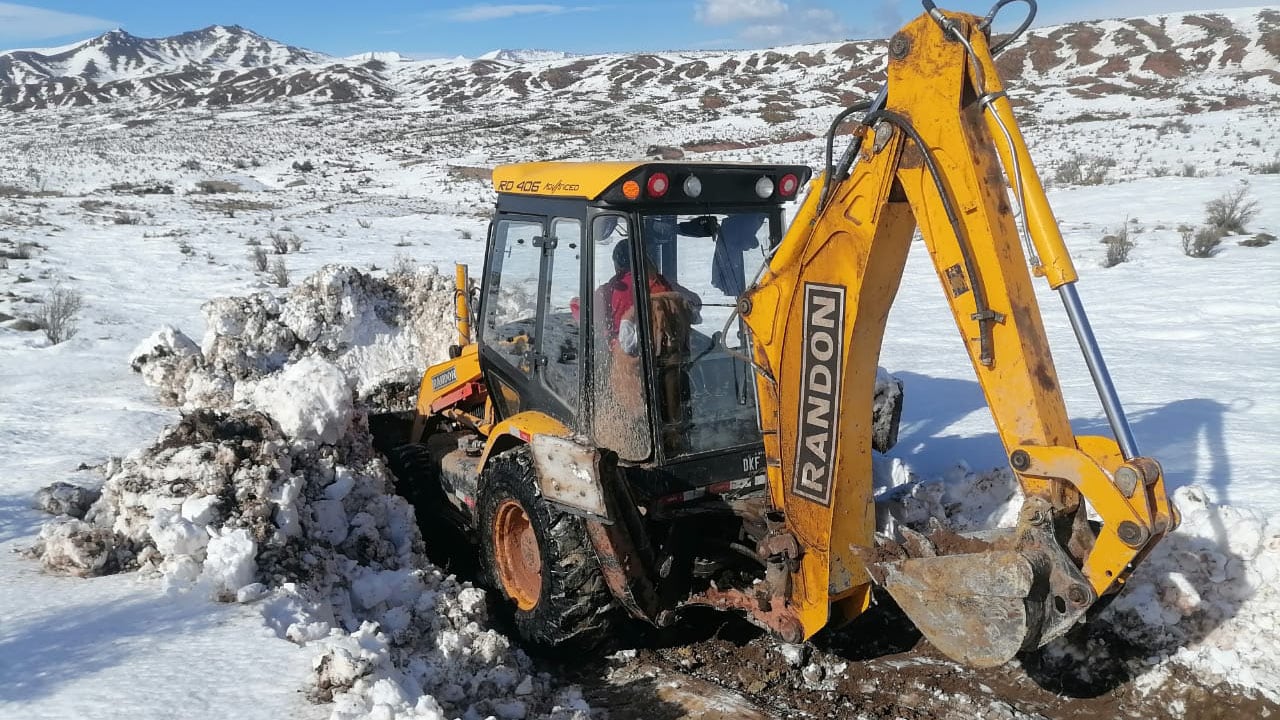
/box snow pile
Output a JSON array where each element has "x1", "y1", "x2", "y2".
[
  {"x1": 31, "y1": 265, "x2": 590, "y2": 720},
  {"x1": 128, "y1": 264, "x2": 457, "y2": 410},
  {"x1": 874, "y1": 459, "x2": 1024, "y2": 538},
  {"x1": 1092, "y1": 486, "x2": 1280, "y2": 700}
]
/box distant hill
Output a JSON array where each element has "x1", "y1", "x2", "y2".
[{"x1": 0, "y1": 8, "x2": 1275, "y2": 118}]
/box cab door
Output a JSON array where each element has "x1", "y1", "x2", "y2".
[{"x1": 478, "y1": 207, "x2": 585, "y2": 430}]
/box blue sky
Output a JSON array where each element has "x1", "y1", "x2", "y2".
[{"x1": 0, "y1": 1, "x2": 1237, "y2": 57}]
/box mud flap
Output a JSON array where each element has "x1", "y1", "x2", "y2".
[{"x1": 861, "y1": 499, "x2": 1096, "y2": 668}]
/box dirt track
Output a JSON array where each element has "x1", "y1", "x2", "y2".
[
  {"x1": 425, "y1": 510, "x2": 1277, "y2": 720},
  {"x1": 562, "y1": 598, "x2": 1279, "y2": 720}
]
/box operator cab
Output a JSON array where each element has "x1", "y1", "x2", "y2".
[{"x1": 479, "y1": 161, "x2": 812, "y2": 490}]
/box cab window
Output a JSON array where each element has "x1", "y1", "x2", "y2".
[
  {"x1": 588, "y1": 214, "x2": 651, "y2": 462},
  {"x1": 639, "y1": 211, "x2": 773, "y2": 459},
  {"x1": 481, "y1": 217, "x2": 543, "y2": 376},
  {"x1": 543, "y1": 217, "x2": 582, "y2": 409}
]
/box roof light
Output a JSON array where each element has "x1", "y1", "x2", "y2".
[
  {"x1": 646, "y1": 172, "x2": 670, "y2": 198},
  {"x1": 754, "y1": 176, "x2": 775, "y2": 199},
  {"x1": 622, "y1": 180, "x2": 641, "y2": 200},
  {"x1": 778, "y1": 173, "x2": 799, "y2": 198},
  {"x1": 682, "y1": 174, "x2": 702, "y2": 198}
]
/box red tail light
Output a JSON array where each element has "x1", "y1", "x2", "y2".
[
  {"x1": 646, "y1": 172, "x2": 670, "y2": 198},
  {"x1": 779, "y1": 173, "x2": 799, "y2": 197}
]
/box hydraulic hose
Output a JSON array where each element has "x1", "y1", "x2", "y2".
[{"x1": 868, "y1": 108, "x2": 1002, "y2": 366}]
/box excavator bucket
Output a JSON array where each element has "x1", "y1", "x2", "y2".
[
  {"x1": 860, "y1": 501, "x2": 1096, "y2": 668},
  {"x1": 874, "y1": 549, "x2": 1036, "y2": 666}
]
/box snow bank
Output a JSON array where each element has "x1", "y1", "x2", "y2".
[
  {"x1": 137, "y1": 264, "x2": 456, "y2": 410},
  {"x1": 29, "y1": 265, "x2": 589, "y2": 720},
  {"x1": 1096, "y1": 486, "x2": 1280, "y2": 700}
]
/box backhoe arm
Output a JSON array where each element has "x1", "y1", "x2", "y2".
[{"x1": 740, "y1": 6, "x2": 1175, "y2": 666}]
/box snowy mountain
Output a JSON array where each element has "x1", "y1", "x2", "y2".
[
  {"x1": 344, "y1": 51, "x2": 408, "y2": 64},
  {"x1": 0, "y1": 8, "x2": 1275, "y2": 114},
  {"x1": 0, "y1": 26, "x2": 397, "y2": 110},
  {"x1": 0, "y1": 25, "x2": 329, "y2": 85},
  {"x1": 476, "y1": 49, "x2": 576, "y2": 63}
]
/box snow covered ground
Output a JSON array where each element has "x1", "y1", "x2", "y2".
[{"x1": 1, "y1": 67, "x2": 1278, "y2": 719}]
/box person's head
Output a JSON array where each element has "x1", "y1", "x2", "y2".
[
  {"x1": 612, "y1": 239, "x2": 632, "y2": 273},
  {"x1": 612, "y1": 239, "x2": 662, "y2": 276}
]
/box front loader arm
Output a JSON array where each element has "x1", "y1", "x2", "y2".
[{"x1": 739, "y1": 7, "x2": 1174, "y2": 666}]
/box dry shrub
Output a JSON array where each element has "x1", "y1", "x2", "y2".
[
  {"x1": 1055, "y1": 152, "x2": 1112, "y2": 185},
  {"x1": 1181, "y1": 224, "x2": 1224, "y2": 258},
  {"x1": 1239, "y1": 232, "x2": 1275, "y2": 248},
  {"x1": 1101, "y1": 222, "x2": 1136, "y2": 267},
  {"x1": 1205, "y1": 183, "x2": 1260, "y2": 235},
  {"x1": 37, "y1": 284, "x2": 84, "y2": 344},
  {"x1": 270, "y1": 258, "x2": 289, "y2": 287}
]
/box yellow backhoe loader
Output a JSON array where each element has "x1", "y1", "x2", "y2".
[{"x1": 375, "y1": 0, "x2": 1175, "y2": 667}]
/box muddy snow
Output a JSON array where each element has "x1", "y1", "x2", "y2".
[{"x1": 29, "y1": 266, "x2": 588, "y2": 720}]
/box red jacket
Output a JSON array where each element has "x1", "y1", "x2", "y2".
[{"x1": 606, "y1": 271, "x2": 672, "y2": 335}]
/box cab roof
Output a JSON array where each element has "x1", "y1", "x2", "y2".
[{"x1": 491, "y1": 161, "x2": 812, "y2": 203}]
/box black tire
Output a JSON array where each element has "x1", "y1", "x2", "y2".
[
  {"x1": 478, "y1": 446, "x2": 619, "y2": 652},
  {"x1": 385, "y1": 443, "x2": 475, "y2": 576},
  {"x1": 384, "y1": 443, "x2": 436, "y2": 505}
]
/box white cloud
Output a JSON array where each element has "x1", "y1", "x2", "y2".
[
  {"x1": 0, "y1": 2, "x2": 117, "y2": 45},
  {"x1": 447, "y1": 4, "x2": 592, "y2": 22},
  {"x1": 695, "y1": 0, "x2": 788, "y2": 26},
  {"x1": 738, "y1": 8, "x2": 851, "y2": 46}
]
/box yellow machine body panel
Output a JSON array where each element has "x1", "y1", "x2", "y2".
[{"x1": 491, "y1": 162, "x2": 643, "y2": 199}]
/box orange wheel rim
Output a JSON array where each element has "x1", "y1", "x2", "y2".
[{"x1": 493, "y1": 499, "x2": 542, "y2": 611}]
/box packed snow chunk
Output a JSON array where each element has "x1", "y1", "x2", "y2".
[
  {"x1": 201, "y1": 527, "x2": 258, "y2": 598},
  {"x1": 32, "y1": 481, "x2": 101, "y2": 519},
  {"x1": 250, "y1": 355, "x2": 354, "y2": 444},
  {"x1": 237, "y1": 582, "x2": 269, "y2": 603},
  {"x1": 129, "y1": 324, "x2": 203, "y2": 404},
  {"x1": 350, "y1": 567, "x2": 400, "y2": 610},
  {"x1": 181, "y1": 494, "x2": 221, "y2": 525},
  {"x1": 368, "y1": 678, "x2": 411, "y2": 710},
  {"x1": 28, "y1": 519, "x2": 118, "y2": 577},
  {"x1": 130, "y1": 325, "x2": 202, "y2": 370},
  {"x1": 311, "y1": 639, "x2": 378, "y2": 703},
  {"x1": 263, "y1": 584, "x2": 335, "y2": 642},
  {"x1": 777, "y1": 643, "x2": 809, "y2": 667},
  {"x1": 272, "y1": 475, "x2": 305, "y2": 539},
  {"x1": 200, "y1": 291, "x2": 294, "y2": 386},
  {"x1": 149, "y1": 507, "x2": 209, "y2": 558}
]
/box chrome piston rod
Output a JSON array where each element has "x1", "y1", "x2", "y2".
[{"x1": 1058, "y1": 282, "x2": 1140, "y2": 460}]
